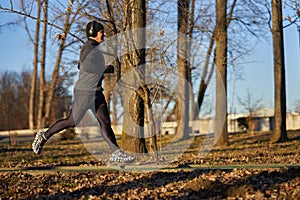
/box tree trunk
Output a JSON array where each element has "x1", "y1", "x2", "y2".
[
  {"x1": 37, "y1": 0, "x2": 48, "y2": 128},
  {"x1": 122, "y1": 87, "x2": 147, "y2": 153},
  {"x1": 270, "y1": 0, "x2": 287, "y2": 143},
  {"x1": 29, "y1": 0, "x2": 41, "y2": 130},
  {"x1": 144, "y1": 87, "x2": 158, "y2": 158},
  {"x1": 176, "y1": 0, "x2": 190, "y2": 140},
  {"x1": 188, "y1": 0, "x2": 195, "y2": 121},
  {"x1": 215, "y1": 0, "x2": 228, "y2": 146},
  {"x1": 121, "y1": 0, "x2": 148, "y2": 154},
  {"x1": 193, "y1": 29, "x2": 216, "y2": 120}
]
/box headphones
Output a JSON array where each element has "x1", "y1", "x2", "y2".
[{"x1": 89, "y1": 21, "x2": 97, "y2": 37}]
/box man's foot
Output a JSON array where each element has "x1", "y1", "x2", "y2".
[
  {"x1": 32, "y1": 131, "x2": 47, "y2": 154},
  {"x1": 109, "y1": 149, "x2": 136, "y2": 164}
]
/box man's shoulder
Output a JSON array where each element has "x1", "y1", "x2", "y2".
[{"x1": 82, "y1": 40, "x2": 100, "y2": 52}]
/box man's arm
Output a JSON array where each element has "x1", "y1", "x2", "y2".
[{"x1": 104, "y1": 65, "x2": 114, "y2": 73}]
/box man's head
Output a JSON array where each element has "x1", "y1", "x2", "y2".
[{"x1": 86, "y1": 21, "x2": 105, "y2": 43}]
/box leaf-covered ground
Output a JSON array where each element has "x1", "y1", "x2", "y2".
[
  {"x1": 1, "y1": 167, "x2": 300, "y2": 199},
  {"x1": 0, "y1": 130, "x2": 299, "y2": 199}
]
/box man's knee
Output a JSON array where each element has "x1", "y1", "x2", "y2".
[
  {"x1": 66, "y1": 116, "x2": 76, "y2": 127},
  {"x1": 100, "y1": 117, "x2": 111, "y2": 127}
]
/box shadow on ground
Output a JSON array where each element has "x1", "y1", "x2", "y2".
[{"x1": 39, "y1": 167, "x2": 300, "y2": 199}]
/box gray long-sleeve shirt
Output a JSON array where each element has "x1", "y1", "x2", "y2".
[{"x1": 75, "y1": 39, "x2": 113, "y2": 92}]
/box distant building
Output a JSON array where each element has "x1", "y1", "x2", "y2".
[{"x1": 228, "y1": 107, "x2": 274, "y2": 133}]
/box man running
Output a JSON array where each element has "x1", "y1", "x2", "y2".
[{"x1": 32, "y1": 20, "x2": 135, "y2": 164}]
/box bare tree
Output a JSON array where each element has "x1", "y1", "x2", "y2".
[
  {"x1": 103, "y1": 0, "x2": 122, "y2": 124},
  {"x1": 293, "y1": 99, "x2": 300, "y2": 113},
  {"x1": 0, "y1": 72, "x2": 18, "y2": 131},
  {"x1": 201, "y1": 0, "x2": 275, "y2": 128},
  {"x1": 176, "y1": 0, "x2": 190, "y2": 140},
  {"x1": 237, "y1": 88, "x2": 264, "y2": 135},
  {"x1": 270, "y1": 0, "x2": 288, "y2": 143},
  {"x1": 121, "y1": 0, "x2": 148, "y2": 154},
  {"x1": 43, "y1": 0, "x2": 79, "y2": 127},
  {"x1": 0, "y1": 71, "x2": 31, "y2": 131},
  {"x1": 37, "y1": 0, "x2": 48, "y2": 128},
  {"x1": 0, "y1": 1, "x2": 86, "y2": 130},
  {"x1": 237, "y1": 88, "x2": 264, "y2": 116},
  {"x1": 28, "y1": 0, "x2": 41, "y2": 130},
  {"x1": 215, "y1": 0, "x2": 228, "y2": 146}
]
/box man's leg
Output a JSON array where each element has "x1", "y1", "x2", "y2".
[
  {"x1": 32, "y1": 91, "x2": 90, "y2": 154},
  {"x1": 94, "y1": 92, "x2": 135, "y2": 164},
  {"x1": 32, "y1": 110, "x2": 79, "y2": 154},
  {"x1": 43, "y1": 110, "x2": 76, "y2": 139},
  {"x1": 95, "y1": 102, "x2": 119, "y2": 152}
]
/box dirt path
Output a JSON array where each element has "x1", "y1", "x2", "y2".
[{"x1": 1, "y1": 163, "x2": 300, "y2": 174}]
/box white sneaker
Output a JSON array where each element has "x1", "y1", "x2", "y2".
[
  {"x1": 32, "y1": 131, "x2": 47, "y2": 154},
  {"x1": 109, "y1": 149, "x2": 136, "y2": 164}
]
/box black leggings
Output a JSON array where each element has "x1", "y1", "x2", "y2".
[{"x1": 44, "y1": 90, "x2": 119, "y2": 152}]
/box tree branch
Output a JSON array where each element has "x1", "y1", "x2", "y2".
[{"x1": 0, "y1": 5, "x2": 84, "y2": 43}]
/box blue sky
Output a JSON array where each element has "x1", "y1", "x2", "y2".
[
  {"x1": 283, "y1": 25, "x2": 300, "y2": 112},
  {"x1": 229, "y1": 24, "x2": 300, "y2": 113},
  {"x1": 1, "y1": 5, "x2": 300, "y2": 114}
]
